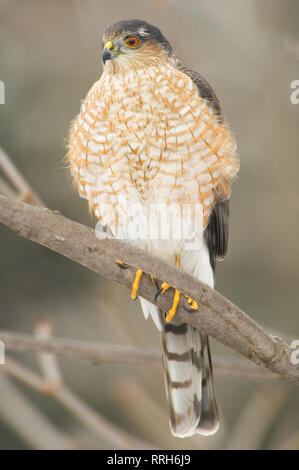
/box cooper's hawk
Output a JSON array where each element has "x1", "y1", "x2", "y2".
[{"x1": 67, "y1": 19, "x2": 239, "y2": 437}]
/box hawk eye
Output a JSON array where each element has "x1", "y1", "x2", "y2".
[{"x1": 125, "y1": 36, "x2": 140, "y2": 48}]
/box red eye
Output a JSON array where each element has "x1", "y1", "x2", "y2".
[{"x1": 125, "y1": 36, "x2": 140, "y2": 48}]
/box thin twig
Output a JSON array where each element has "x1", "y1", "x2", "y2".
[
  {"x1": 0, "y1": 195, "x2": 298, "y2": 385},
  {"x1": 33, "y1": 321, "x2": 156, "y2": 448},
  {"x1": 0, "y1": 175, "x2": 16, "y2": 199},
  {"x1": 55, "y1": 386, "x2": 156, "y2": 449},
  {"x1": 0, "y1": 329, "x2": 160, "y2": 366},
  {"x1": 0, "y1": 373, "x2": 74, "y2": 449},
  {"x1": 0, "y1": 146, "x2": 44, "y2": 206},
  {"x1": 35, "y1": 320, "x2": 62, "y2": 387},
  {"x1": 0, "y1": 329, "x2": 279, "y2": 380},
  {"x1": 3, "y1": 356, "x2": 156, "y2": 450}
]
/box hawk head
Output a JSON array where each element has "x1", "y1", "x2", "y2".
[{"x1": 102, "y1": 19, "x2": 178, "y2": 71}]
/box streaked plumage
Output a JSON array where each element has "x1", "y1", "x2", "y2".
[{"x1": 67, "y1": 19, "x2": 239, "y2": 437}]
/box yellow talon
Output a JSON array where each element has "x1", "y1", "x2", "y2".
[
  {"x1": 188, "y1": 298, "x2": 198, "y2": 310},
  {"x1": 115, "y1": 259, "x2": 128, "y2": 269},
  {"x1": 159, "y1": 254, "x2": 199, "y2": 322},
  {"x1": 115, "y1": 260, "x2": 147, "y2": 303},
  {"x1": 161, "y1": 282, "x2": 171, "y2": 294},
  {"x1": 165, "y1": 289, "x2": 181, "y2": 322},
  {"x1": 185, "y1": 295, "x2": 198, "y2": 310},
  {"x1": 131, "y1": 269, "x2": 143, "y2": 300}
]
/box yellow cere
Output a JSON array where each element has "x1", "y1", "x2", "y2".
[{"x1": 104, "y1": 40, "x2": 114, "y2": 50}]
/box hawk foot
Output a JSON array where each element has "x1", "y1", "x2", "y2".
[
  {"x1": 131, "y1": 269, "x2": 143, "y2": 300},
  {"x1": 115, "y1": 260, "x2": 129, "y2": 269},
  {"x1": 116, "y1": 261, "x2": 159, "y2": 300},
  {"x1": 131, "y1": 272, "x2": 159, "y2": 300},
  {"x1": 183, "y1": 294, "x2": 199, "y2": 312},
  {"x1": 116, "y1": 260, "x2": 142, "y2": 300},
  {"x1": 155, "y1": 283, "x2": 198, "y2": 322}
]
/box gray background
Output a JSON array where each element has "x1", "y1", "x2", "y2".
[{"x1": 0, "y1": 0, "x2": 298, "y2": 449}]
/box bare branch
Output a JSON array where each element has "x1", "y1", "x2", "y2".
[
  {"x1": 0, "y1": 373, "x2": 74, "y2": 449},
  {"x1": 0, "y1": 329, "x2": 279, "y2": 380},
  {"x1": 0, "y1": 175, "x2": 16, "y2": 199},
  {"x1": 0, "y1": 194, "x2": 298, "y2": 385},
  {"x1": 3, "y1": 356, "x2": 156, "y2": 450},
  {"x1": 33, "y1": 320, "x2": 156, "y2": 448},
  {"x1": 54, "y1": 385, "x2": 155, "y2": 449},
  {"x1": 0, "y1": 146, "x2": 44, "y2": 206},
  {"x1": 35, "y1": 320, "x2": 63, "y2": 387},
  {"x1": 0, "y1": 329, "x2": 160, "y2": 367}
]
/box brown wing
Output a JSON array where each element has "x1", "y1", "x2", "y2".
[
  {"x1": 180, "y1": 67, "x2": 223, "y2": 120},
  {"x1": 181, "y1": 67, "x2": 230, "y2": 272},
  {"x1": 204, "y1": 199, "x2": 229, "y2": 272}
]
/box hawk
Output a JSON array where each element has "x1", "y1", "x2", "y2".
[{"x1": 67, "y1": 19, "x2": 239, "y2": 438}]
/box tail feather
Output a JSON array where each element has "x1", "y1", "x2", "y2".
[
  {"x1": 161, "y1": 316, "x2": 202, "y2": 437},
  {"x1": 195, "y1": 333, "x2": 219, "y2": 435},
  {"x1": 139, "y1": 297, "x2": 219, "y2": 437},
  {"x1": 161, "y1": 314, "x2": 219, "y2": 438}
]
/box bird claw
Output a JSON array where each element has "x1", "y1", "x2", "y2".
[
  {"x1": 131, "y1": 269, "x2": 143, "y2": 300},
  {"x1": 130, "y1": 271, "x2": 159, "y2": 301},
  {"x1": 116, "y1": 261, "x2": 160, "y2": 302},
  {"x1": 165, "y1": 288, "x2": 181, "y2": 322},
  {"x1": 115, "y1": 260, "x2": 129, "y2": 269},
  {"x1": 183, "y1": 303, "x2": 199, "y2": 313},
  {"x1": 155, "y1": 282, "x2": 198, "y2": 320},
  {"x1": 155, "y1": 286, "x2": 163, "y2": 302},
  {"x1": 151, "y1": 275, "x2": 160, "y2": 291},
  {"x1": 116, "y1": 260, "x2": 143, "y2": 301},
  {"x1": 155, "y1": 281, "x2": 171, "y2": 301},
  {"x1": 116, "y1": 259, "x2": 198, "y2": 317},
  {"x1": 154, "y1": 282, "x2": 181, "y2": 322},
  {"x1": 183, "y1": 295, "x2": 199, "y2": 311}
]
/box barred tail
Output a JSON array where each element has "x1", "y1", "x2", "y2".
[
  {"x1": 161, "y1": 315, "x2": 219, "y2": 437},
  {"x1": 195, "y1": 333, "x2": 219, "y2": 435}
]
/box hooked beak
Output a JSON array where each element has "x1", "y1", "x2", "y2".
[{"x1": 102, "y1": 40, "x2": 118, "y2": 64}]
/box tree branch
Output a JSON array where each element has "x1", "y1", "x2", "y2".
[
  {"x1": 0, "y1": 374, "x2": 74, "y2": 450},
  {"x1": 0, "y1": 146, "x2": 44, "y2": 206},
  {"x1": 0, "y1": 329, "x2": 278, "y2": 380},
  {"x1": 3, "y1": 357, "x2": 155, "y2": 449},
  {"x1": 0, "y1": 194, "x2": 298, "y2": 385}
]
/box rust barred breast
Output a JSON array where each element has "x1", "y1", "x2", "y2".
[{"x1": 68, "y1": 63, "x2": 238, "y2": 231}]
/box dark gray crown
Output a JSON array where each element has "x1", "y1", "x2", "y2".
[{"x1": 104, "y1": 19, "x2": 173, "y2": 55}]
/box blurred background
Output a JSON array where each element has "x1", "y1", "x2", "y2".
[{"x1": 0, "y1": 0, "x2": 298, "y2": 450}]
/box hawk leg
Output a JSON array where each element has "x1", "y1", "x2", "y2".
[
  {"x1": 115, "y1": 260, "x2": 128, "y2": 269},
  {"x1": 115, "y1": 258, "x2": 198, "y2": 318},
  {"x1": 115, "y1": 261, "x2": 158, "y2": 301},
  {"x1": 155, "y1": 255, "x2": 199, "y2": 322},
  {"x1": 131, "y1": 269, "x2": 143, "y2": 300}
]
